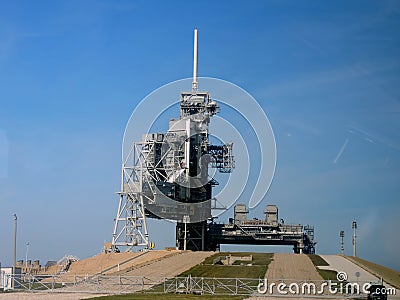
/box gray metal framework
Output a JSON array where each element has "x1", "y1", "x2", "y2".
[
  {"x1": 110, "y1": 29, "x2": 316, "y2": 254},
  {"x1": 111, "y1": 142, "x2": 151, "y2": 250},
  {"x1": 2, "y1": 273, "x2": 388, "y2": 297},
  {"x1": 208, "y1": 204, "x2": 316, "y2": 254},
  {"x1": 111, "y1": 29, "x2": 234, "y2": 251}
]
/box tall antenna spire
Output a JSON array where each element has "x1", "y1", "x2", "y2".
[{"x1": 192, "y1": 28, "x2": 198, "y2": 92}]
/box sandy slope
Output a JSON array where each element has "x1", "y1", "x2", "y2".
[
  {"x1": 122, "y1": 251, "x2": 214, "y2": 277},
  {"x1": 265, "y1": 253, "x2": 323, "y2": 280}
]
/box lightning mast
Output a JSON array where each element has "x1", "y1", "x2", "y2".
[{"x1": 192, "y1": 29, "x2": 198, "y2": 92}]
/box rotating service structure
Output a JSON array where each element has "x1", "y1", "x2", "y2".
[
  {"x1": 111, "y1": 29, "x2": 234, "y2": 251},
  {"x1": 110, "y1": 29, "x2": 316, "y2": 254}
]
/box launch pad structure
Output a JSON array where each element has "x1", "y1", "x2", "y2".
[{"x1": 110, "y1": 29, "x2": 316, "y2": 254}]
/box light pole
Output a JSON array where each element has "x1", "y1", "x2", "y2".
[
  {"x1": 25, "y1": 242, "x2": 30, "y2": 270},
  {"x1": 352, "y1": 221, "x2": 357, "y2": 257},
  {"x1": 13, "y1": 214, "x2": 17, "y2": 270},
  {"x1": 340, "y1": 230, "x2": 344, "y2": 255},
  {"x1": 12, "y1": 214, "x2": 17, "y2": 288}
]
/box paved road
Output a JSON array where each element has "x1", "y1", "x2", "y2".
[
  {"x1": 320, "y1": 255, "x2": 399, "y2": 299},
  {"x1": 320, "y1": 255, "x2": 380, "y2": 282}
]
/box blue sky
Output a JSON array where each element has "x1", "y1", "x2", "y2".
[{"x1": 0, "y1": 1, "x2": 399, "y2": 270}]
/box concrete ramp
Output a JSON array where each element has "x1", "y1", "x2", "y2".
[
  {"x1": 123, "y1": 251, "x2": 214, "y2": 278},
  {"x1": 54, "y1": 250, "x2": 180, "y2": 279},
  {"x1": 265, "y1": 253, "x2": 322, "y2": 280},
  {"x1": 320, "y1": 255, "x2": 400, "y2": 299},
  {"x1": 319, "y1": 255, "x2": 379, "y2": 282}
]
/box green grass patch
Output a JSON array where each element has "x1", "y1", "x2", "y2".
[
  {"x1": 307, "y1": 254, "x2": 329, "y2": 266},
  {"x1": 89, "y1": 252, "x2": 273, "y2": 299},
  {"x1": 316, "y1": 269, "x2": 338, "y2": 281},
  {"x1": 86, "y1": 293, "x2": 245, "y2": 300},
  {"x1": 307, "y1": 254, "x2": 335, "y2": 281},
  {"x1": 179, "y1": 264, "x2": 266, "y2": 278},
  {"x1": 201, "y1": 252, "x2": 271, "y2": 266},
  {"x1": 179, "y1": 252, "x2": 273, "y2": 279},
  {"x1": 346, "y1": 256, "x2": 400, "y2": 289},
  {"x1": 307, "y1": 256, "x2": 348, "y2": 284}
]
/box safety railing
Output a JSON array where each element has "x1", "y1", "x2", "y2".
[{"x1": 1, "y1": 273, "x2": 396, "y2": 298}]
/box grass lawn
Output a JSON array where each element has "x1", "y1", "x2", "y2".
[
  {"x1": 87, "y1": 252, "x2": 274, "y2": 299},
  {"x1": 179, "y1": 252, "x2": 273, "y2": 279},
  {"x1": 317, "y1": 269, "x2": 338, "y2": 281},
  {"x1": 306, "y1": 254, "x2": 338, "y2": 281},
  {"x1": 307, "y1": 254, "x2": 329, "y2": 266},
  {"x1": 346, "y1": 256, "x2": 400, "y2": 289}
]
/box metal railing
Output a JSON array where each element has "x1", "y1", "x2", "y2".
[
  {"x1": 1, "y1": 273, "x2": 396, "y2": 297},
  {"x1": 2, "y1": 274, "x2": 163, "y2": 294},
  {"x1": 164, "y1": 276, "x2": 259, "y2": 295}
]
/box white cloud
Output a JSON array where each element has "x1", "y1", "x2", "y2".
[{"x1": 333, "y1": 137, "x2": 349, "y2": 164}]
